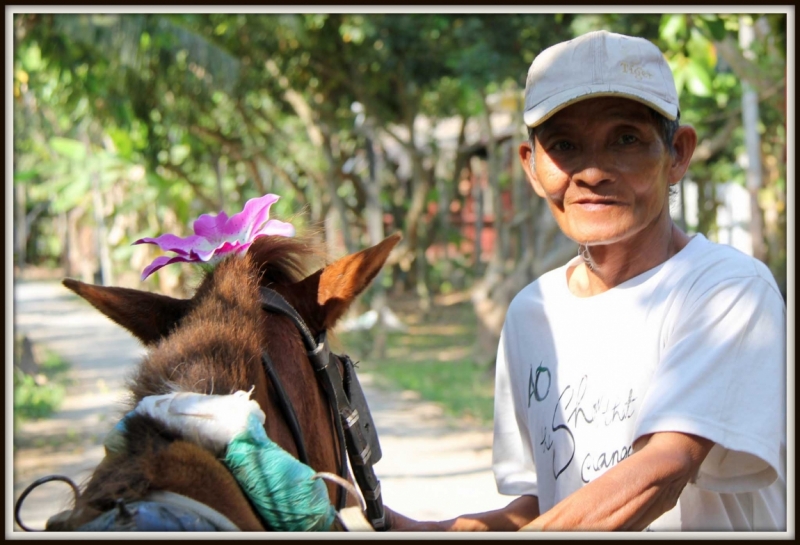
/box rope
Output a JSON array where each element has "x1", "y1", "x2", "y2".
[
  {"x1": 14, "y1": 475, "x2": 80, "y2": 532},
  {"x1": 313, "y1": 472, "x2": 366, "y2": 512}
]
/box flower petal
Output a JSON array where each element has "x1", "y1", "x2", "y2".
[
  {"x1": 254, "y1": 219, "x2": 296, "y2": 238},
  {"x1": 226, "y1": 194, "x2": 280, "y2": 241},
  {"x1": 141, "y1": 255, "x2": 194, "y2": 281},
  {"x1": 134, "y1": 233, "x2": 210, "y2": 257},
  {"x1": 193, "y1": 240, "x2": 247, "y2": 263},
  {"x1": 135, "y1": 193, "x2": 295, "y2": 281},
  {"x1": 193, "y1": 210, "x2": 230, "y2": 241}
]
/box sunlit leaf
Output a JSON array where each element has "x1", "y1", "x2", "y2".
[
  {"x1": 687, "y1": 28, "x2": 716, "y2": 71},
  {"x1": 107, "y1": 127, "x2": 134, "y2": 159},
  {"x1": 684, "y1": 59, "x2": 713, "y2": 97},
  {"x1": 667, "y1": 54, "x2": 688, "y2": 97},
  {"x1": 697, "y1": 16, "x2": 728, "y2": 41},
  {"x1": 170, "y1": 144, "x2": 191, "y2": 165},
  {"x1": 659, "y1": 14, "x2": 686, "y2": 46},
  {"x1": 50, "y1": 177, "x2": 91, "y2": 213},
  {"x1": 49, "y1": 137, "x2": 86, "y2": 161},
  {"x1": 14, "y1": 169, "x2": 38, "y2": 182},
  {"x1": 21, "y1": 44, "x2": 43, "y2": 71}
]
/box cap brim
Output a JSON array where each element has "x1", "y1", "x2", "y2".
[{"x1": 524, "y1": 84, "x2": 679, "y2": 127}]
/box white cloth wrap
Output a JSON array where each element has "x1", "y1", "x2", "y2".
[{"x1": 135, "y1": 389, "x2": 266, "y2": 454}]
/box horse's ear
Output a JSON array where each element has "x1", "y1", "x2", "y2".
[
  {"x1": 291, "y1": 233, "x2": 401, "y2": 330},
  {"x1": 62, "y1": 279, "x2": 193, "y2": 345}
]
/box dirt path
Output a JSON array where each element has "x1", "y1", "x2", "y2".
[{"x1": 11, "y1": 280, "x2": 510, "y2": 534}]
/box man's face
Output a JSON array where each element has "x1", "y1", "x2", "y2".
[{"x1": 521, "y1": 97, "x2": 691, "y2": 247}]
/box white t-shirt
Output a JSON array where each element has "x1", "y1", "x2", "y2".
[{"x1": 492, "y1": 234, "x2": 786, "y2": 531}]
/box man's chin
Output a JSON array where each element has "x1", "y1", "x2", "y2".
[{"x1": 567, "y1": 233, "x2": 629, "y2": 247}]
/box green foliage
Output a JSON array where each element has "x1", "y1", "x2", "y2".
[
  {"x1": 13, "y1": 340, "x2": 70, "y2": 422},
  {"x1": 13, "y1": 12, "x2": 787, "y2": 299},
  {"x1": 40, "y1": 348, "x2": 71, "y2": 374},
  {"x1": 49, "y1": 136, "x2": 86, "y2": 160},
  {"x1": 14, "y1": 370, "x2": 65, "y2": 420},
  {"x1": 660, "y1": 14, "x2": 688, "y2": 46}
]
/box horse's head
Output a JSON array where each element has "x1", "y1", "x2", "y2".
[
  {"x1": 60, "y1": 233, "x2": 401, "y2": 531},
  {"x1": 64, "y1": 232, "x2": 400, "y2": 346}
]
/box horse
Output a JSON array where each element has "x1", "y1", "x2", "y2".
[{"x1": 26, "y1": 232, "x2": 401, "y2": 532}]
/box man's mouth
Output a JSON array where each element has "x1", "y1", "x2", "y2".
[{"x1": 571, "y1": 197, "x2": 622, "y2": 210}]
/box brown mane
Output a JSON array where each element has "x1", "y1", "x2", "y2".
[
  {"x1": 128, "y1": 235, "x2": 326, "y2": 404},
  {"x1": 59, "y1": 232, "x2": 401, "y2": 531}
]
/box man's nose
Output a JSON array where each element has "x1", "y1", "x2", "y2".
[{"x1": 572, "y1": 152, "x2": 615, "y2": 186}]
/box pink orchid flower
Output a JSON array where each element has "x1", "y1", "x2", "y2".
[{"x1": 134, "y1": 194, "x2": 295, "y2": 280}]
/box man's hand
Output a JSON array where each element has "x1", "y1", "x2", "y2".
[
  {"x1": 384, "y1": 506, "x2": 448, "y2": 531},
  {"x1": 520, "y1": 432, "x2": 714, "y2": 531},
  {"x1": 386, "y1": 495, "x2": 540, "y2": 531}
]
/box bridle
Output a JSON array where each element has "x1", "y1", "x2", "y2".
[{"x1": 259, "y1": 287, "x2": 387, "y2": 531}]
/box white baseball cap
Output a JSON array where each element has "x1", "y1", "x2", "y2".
[{"x1": 523, "y1": 30, "x2": 680, "y2": 128}]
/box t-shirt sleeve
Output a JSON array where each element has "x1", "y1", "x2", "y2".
[
  {"x1": 633, "y1": 273, "x2": 786, "y2": 494},
  {"x1": 492, "y1": 324, "x2": 539, "y2": 497}
]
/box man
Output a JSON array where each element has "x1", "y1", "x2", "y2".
[{"x1": 388, "y1": 30, "x2": 786, "y2": 531}]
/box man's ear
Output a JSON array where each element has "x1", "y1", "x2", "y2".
[
  {"x1": 519, "y1": 141, "x2": 546, "y2": 198},
  {"x1": 668, "y1": 125, "x2": 697, "y2": 186}
]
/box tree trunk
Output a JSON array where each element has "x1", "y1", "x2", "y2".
[
  {"x1": 83, "y1": 130, "x2": 113, "y2": 286},
  {"x1": 400, "y1": 128, "x2": 433, "y2": 308},
  {"x1": 58, "y1": 211, "x2": 70, "y2": 275},
  {"x1": 364, "y1": 130, "x2": 390, "y2": 357},
  {"x1": 441, "y1": 116, "x2": 468, "y2": 266},
  {"x1": 470, "y1": 156, "x2": 485, "y2": 274},
  {"x1": 321, "y1": 135, "x2": 356, "y2": 254},
  {"x1": 479, "y1": 91, "x2": 508, "y2": 269},
  {"x1": 91, "y1": 172, "x2": 114, "y2": 286},
  {"x1": 14, "y1": 182, "x2": 27, "y2": 270},
  {"x1": 739, "y1": 16, "x2": 767, "y2": 261}
]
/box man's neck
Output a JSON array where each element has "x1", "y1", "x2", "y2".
[{"x1": 567, "y1": 218, "x2": 690, "y2": 297}]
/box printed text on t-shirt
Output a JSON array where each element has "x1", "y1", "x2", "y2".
[{"x1": 529, "y1": 366, "x2": 638, "y2": 482}]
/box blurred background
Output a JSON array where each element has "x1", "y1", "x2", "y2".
[{"x1": 12, "y1": 11, "x2": 788, "y2": 426}]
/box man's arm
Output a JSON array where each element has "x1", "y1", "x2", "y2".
[
  {"x1": 521, "y1": 431, "x2": 714, "y2": 531},
  {"x1": 387, "y1": 495, "x2": 540, "y2": 531},
  {"x1": 388, "y1": 431, "x2": 712, "y2": 532}
]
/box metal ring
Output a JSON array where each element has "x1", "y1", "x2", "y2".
[{"x1": 14, "y1": 475, "x2": 80, "y2": 532}]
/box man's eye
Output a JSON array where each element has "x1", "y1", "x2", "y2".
[
  {"x1": 619, "y1": 134, "x2": 638, "y2": 145},
  {"x1": 551, "y1": 141, "x2": 574, "y2": 151}
]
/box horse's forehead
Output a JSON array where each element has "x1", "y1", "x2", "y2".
[{"x1": 174, "y1": 268, "x2": 298, "y2": 348}]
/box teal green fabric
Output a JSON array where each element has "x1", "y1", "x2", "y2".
[
  {"x1": 223, "y1": 413, "x2": 336, "y2": 531},
  {"x1": 103, "y1": 410, "x2": 136, "y2": 456}
]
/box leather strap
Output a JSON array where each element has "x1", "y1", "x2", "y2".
[
  {"x1": 261, "y1": 351, "x2": 310, "y2": 466},
  {"x1": 260, "y1": 288, "x2": 348, "y2": 512},
  {"x1": 259, "y1": 287, "x2": 317, "y2": 351},
  {"x1": 259, "y1": 287, "x2": 386, "y2": 530}
]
